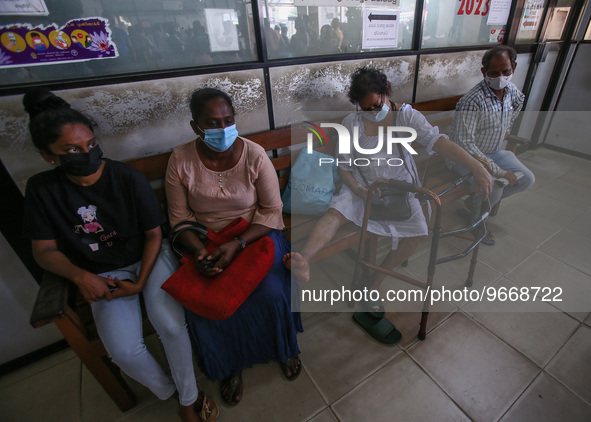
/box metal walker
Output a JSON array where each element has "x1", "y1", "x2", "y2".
[{"x1": 351, "y1": 173, "x2": 491, "y2": 341}]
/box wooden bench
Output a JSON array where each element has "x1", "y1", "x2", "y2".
[{"x1": 28, "y1": 95, "x2": 527, "y2": 411}]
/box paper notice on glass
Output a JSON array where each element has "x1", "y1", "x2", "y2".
[
  {"x1": 487, "y1": 0, "x2": 512, "y2": 26},
  {"x1": 205, "y1": 8, "x2": 239, "y2": 52},
  {"x1": 362, "y1": 9, "x2": 399, "y2": 49},
  {"x1": 0, "y1": 0, "x2": 48, "y2": 15}
]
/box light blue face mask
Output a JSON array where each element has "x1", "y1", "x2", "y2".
[
  {"x1": 199, "y1": 124, "x2": 239, "y2": 152},
  {"x1": 360, "y1": 101, "x2": 390, "y2": 122}
]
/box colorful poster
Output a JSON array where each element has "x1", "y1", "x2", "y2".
[
  {"x1": 520, "y1": 0, "x2": 544, "y2": 32},
  {"x1": 0, "y1": 17, "x2": 118, "y2": 68},
  {"x1": 0, "y1": 0, "x2": 48, "y2": 15}
]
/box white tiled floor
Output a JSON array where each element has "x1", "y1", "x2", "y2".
[{"x1": 2, "y1": 147, "x2": 591, "y2": 422}]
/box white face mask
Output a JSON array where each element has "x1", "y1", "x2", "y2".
[{"x1": 485, "y1": 73, "x2": 512, "y2": 91}]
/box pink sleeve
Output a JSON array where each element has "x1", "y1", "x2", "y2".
[
  {"x1": 252, "y1": 152, "x2": 284, "y2": 230},
  {"x1": 165, "y1": 151, "x2": 197, "y2": 228}
]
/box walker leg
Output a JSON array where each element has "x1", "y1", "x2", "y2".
[
  {"x1": 418, "y1": 312, "x2": 429, "y2": 340},
  {"x1": 465, "y1": 243, "x2": 480, "y2": 288}
]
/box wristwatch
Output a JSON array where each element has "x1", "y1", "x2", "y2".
[{"x1": 234, "y1": 236, "x2": 247, "y2": 249}]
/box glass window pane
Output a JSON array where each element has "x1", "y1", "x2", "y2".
[
  {"x1": 269, "y1": 56, "x2": 416, "y2": 127},
  {"x1": 422, "y1": 0, "x2": 507, "y2": 48},
  {"x1": 544, "y1": 1, "x2": 574, "y2": 41},
  {"x1": 262, "y1": 0, "x2": 416, "y2": 59},
  {"x1": 0, "y1": 0, "x2": 258, "y2": 86},
  {"x1": 516, "y1": 0, "x2": 547, "y2": 43},
  {"x1": 585, "y1": 20, "x2": 591, "y2": 40}
]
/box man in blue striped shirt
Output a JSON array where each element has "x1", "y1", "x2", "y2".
[{"x1": 449, "y1": 46, "x2": 535, "y2": 245}]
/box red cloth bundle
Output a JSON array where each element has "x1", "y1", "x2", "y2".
[{"x1": 161, "y1": 218, "x2": 275, "y2": 320}]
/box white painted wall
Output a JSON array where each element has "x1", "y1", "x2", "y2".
[{"x1": 0, "y1": 233, "x2": 62, "y2": 365}]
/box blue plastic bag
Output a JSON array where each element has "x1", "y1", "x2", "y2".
[{"x1": 282, "y1": 149, "x2": 340, "y2": 215}]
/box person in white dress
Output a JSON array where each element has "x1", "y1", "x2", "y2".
[{"x1": 284, "y1": 66, "x2": 492, "y2": 296}]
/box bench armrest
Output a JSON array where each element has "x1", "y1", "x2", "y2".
[
  {"x1": 30, "y1": 271, "x2": 71, "y2": 328},
  {"x1": 506, "y1": 135, "x2": 530, "y2": 153}
]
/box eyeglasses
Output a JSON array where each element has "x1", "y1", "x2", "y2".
[{"x1": 357, "y1": 96, "x2": 385, "y2": 112}]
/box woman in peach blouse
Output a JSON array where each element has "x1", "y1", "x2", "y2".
[{"x1": 165, "y1": 88, "x2": 302, "y2": 406}]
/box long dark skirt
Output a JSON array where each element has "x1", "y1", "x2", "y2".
[{"x1": 186, "y1": 230, "x2": 302, "y2": 381}]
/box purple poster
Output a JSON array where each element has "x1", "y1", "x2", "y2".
[{"x1": 0, "y1": 17, "x2": 118, "y2": 68}]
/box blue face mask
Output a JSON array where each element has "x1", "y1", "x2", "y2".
[
  {"x1": 199, "y1": 124, "x2": 239, "y2": 152},
  {"x1": 360, "y1": 101, "x2": 390, "y2": 122}
]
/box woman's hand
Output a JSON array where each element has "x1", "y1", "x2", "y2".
[
  {"x1": 202, "y1": 240, "x2": 242, "y2": 276},
  {"x1": 76, "y1": 272, "x2": 116, "y2": 304},
  {"x1": 110, "y1": 277, "x2": 142, "y2": 299},
  {"x1": 353, "y1": 185, "x2": 369, "y2": 199}
]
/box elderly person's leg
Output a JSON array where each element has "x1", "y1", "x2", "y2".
[
  {"x1": 451, "y1": 162, "x2": 499, "y2": 245},
  {"x1": 283, "y1": 208, "x2": 349, "y2": 282},
  {"x1": 369, "y1": 235, "x2": 427, "y2": 291},
  {"x1": 489, "y1": 149, "x2": 535, "y2": 199}
]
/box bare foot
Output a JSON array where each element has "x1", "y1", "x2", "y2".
[
  {"x1": 280, "y1": 356, "x2": 302, "y2": 380},
  {"x1": 220, "y1": 371, "x2": 243, "y2": 406},
  {"x1": 282, "y1": 252, "x2": 310, "y2": 282}
]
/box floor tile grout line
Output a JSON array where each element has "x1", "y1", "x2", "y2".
[
  {"x1": 408, "y1": 311, "x2": 543, "y2": 422},
  {"x1": 323, "y1": 406, "x2": 340, "y2": 422},
  {"x1": 299, "y1": 311, "x2": 403, "y2": 408},
  {"x1": 324, "y1": 344, "x2": 402, "y2": 407},
  {"x1": 540, "y1": 321, "x2": 586, "y2": 371},
  {"x1": 298, "y1": 358, "x2": 331, "y2": 407},
  {"x1": 541, "y1": 367, "x2": 591, "y2": 408},
  {"x1": 457, "y1": 309, "x2": 547, "y2": 370},
  {"x1": 0, "y1": 354, "x2": 80, "y2": 392},
  {"x1": 507, "y1": 246, "x2": 591, "y2": 289},
  {"x1": 303, "y1": 405, "x2": 331, "y2": 422},
  {"x1": 493, "y1": 370, "x2": 544, "y2": 422},
  {"x1": 403, "y1": 317, "x2": 477, "y2": 422},
  {"x1": 535, "y1": 227, "x2": 591, "y2": 278}
]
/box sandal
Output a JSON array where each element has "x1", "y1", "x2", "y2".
[
  {"x1": 220, "y1": 372, "x2": 243, "y2": 407},
  {"x1": 366, "y1": 299, "x2": 385, "y2": 318},
  {"x1": 472, "y1": 225, "x2": 496, "y2": 246},
  {"x1": 280, "y1": 356, "x2": 302, "y2": 381},
  {"x1": 193, "y1": 391, "x2": 219, "y2": 422},
  {"x1": 458, "y1": 207, "x2": 495, "y2": 246},
  {"x1": 353, "y1": 312, "x2": 402, "y2": 345}
]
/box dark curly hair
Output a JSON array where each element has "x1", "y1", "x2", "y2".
[
  {"x1": 23, "y1": 88, "x2": 94, "y2": 152},
  {"x1": 189, "y1": 88, "x2": 235, "y2": 121},
  {"x1": 347, "y1": 66, "x2": 391, "y2": 104}
]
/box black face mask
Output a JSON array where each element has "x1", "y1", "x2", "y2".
[{"x1": 57, "y1": 145, "x2": 103, "y2": 176}]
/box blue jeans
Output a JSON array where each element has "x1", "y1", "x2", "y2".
[
  {"x1": 451, "y1": 149, "x2": 535, "y2": 222},
  {"x1": 91, "y1": 241, "x2": 198, "y2": 406}
]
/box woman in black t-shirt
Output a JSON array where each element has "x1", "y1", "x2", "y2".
[{"x1": 22, "y1": 90, "x2": 218, "y2": 422}]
